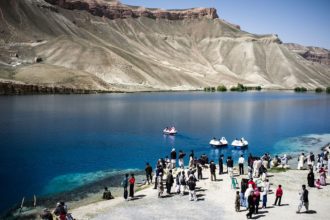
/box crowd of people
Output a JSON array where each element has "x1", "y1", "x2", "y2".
[
  {"x1": 40, "y1": 146, "x2": 329, "y2": 220},
  {"x1": 117, "y1": 147, "x2": 329, "y2": 219}
]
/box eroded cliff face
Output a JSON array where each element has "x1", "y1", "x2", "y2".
[
  {"x1": 0, "y1": 0, "x2": 329, "y2": 94},
  {"x1": 284, "y1": 43, "x2": 330, "y2": 66},
  {"x1": 44, "y1": 0, "x2": 219, "y2": 20}
]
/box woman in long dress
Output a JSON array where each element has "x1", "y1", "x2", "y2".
[
  {"x1": 319, "y1": 167, "x2": 327, "y2": 186},
  {"x1": 297, "y1": 153, "x2": 305, "y2": 170},
  {"x1": 307, "y1": 169, "x2": 314, "y2": 187}
]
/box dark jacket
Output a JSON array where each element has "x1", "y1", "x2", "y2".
[
  {"x1": 187, "y1": 179, "x2": 196, "y2": 190},
  {"x1": 227, "y1": 159, "x2": 234, "y2": 168},
  {"x1": 170, "y1": 151, "x2": 177, "y2": 159},
  {"x1": 166, "y1": 173, "x2": 174, "y2": 186},
  {"x1": 145, "y1": 165, "x2": 152, "y2": 175},
  {"x1": 303, "y1": 189, "x2": 309, "y2": 203},
  {"x1": 178, "y1": 152, "x2": 186, "y2": 159},
  {"x1": 210, "y1": 163, "x2": 216, "y2": 173}
]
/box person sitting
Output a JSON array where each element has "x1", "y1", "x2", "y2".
[
  {"x1": 40, "y1": 208, "x2": 53, "y2": 220},
  {"x1": 315, "y1": 179, "x2": 321, "y2": 189},
  {"x1": 103, "y1": 187, "x2": 114, "y2": 200}
]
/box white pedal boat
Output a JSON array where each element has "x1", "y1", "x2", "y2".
[
  {"x1": 231, "y1": 138, "x2": 248, "y2": 147},
  {"x1": 163, "y1": 127, "x2": 177, "y2": 135},
  {"x1": 209, "y1": 137, "x2": 228, "y2": 147}
]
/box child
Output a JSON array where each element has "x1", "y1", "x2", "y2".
[
  {"x1": 273, "y1": 185, "x2": 283, "y2": 206},
  {"x1": 315, "y1": 179, "x2": 321, "y2": 189},
  {"x1": 235, "y1": 191, "x2": 240, "y2": 212}
]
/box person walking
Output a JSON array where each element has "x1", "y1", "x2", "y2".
[
  {"x1": 129, "y1": 173, "x2": 135, "y2": 199},
  {"x1": 145, "y1": 162, "x2": 153, "y2": 185},
  {"x1": 122, "y1": 173, "x2": 129, "y2": 200},
  {"x1": 210, "y1": 161, "x2": 216, "y2": 181},
  {"x1": 187, "y1": 174, "x2": 197, "y2": 201},
  {"x1": 170, "y1": 148, "x2": 177, "y2": 169},
  {"x1": 246, "y1": 191, "x2": 255, "y2": 219},
  {"x1": 178, "y1": 150, "x2": 186, "y2": 169},
  {"x1": 274, "y1": 185, "x2": 283, "y2": 206},
  {"x1": 166, "y1": 169, "x2": 174, "y2": 194},
  {"x1": 218, "y1": 154, "x2": 224, "y2": 175},
  {"x1": 238, "y1": 155, "x2": 245, "y2": 175},
  {"x1": 297, "y1": 185, "x2": 309, "y2": 213}
]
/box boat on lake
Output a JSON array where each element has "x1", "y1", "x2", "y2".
[
  {"x1": 209, "y1": 137, "x2": 228, "y2": 147},
  {"x1": 231, "y1": 138, "x2": 248, "y2": 147},
  {"x1": 163, "y1": 127, "x2": 177, "y2": 135}
]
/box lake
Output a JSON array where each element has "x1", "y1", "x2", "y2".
[{"x1": 0, "y1": 91, "x2": 329, "y2": 211}]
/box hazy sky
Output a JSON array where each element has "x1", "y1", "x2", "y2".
[{"x1": 122, "y1": 0, "x2": 330, "y2": 49}]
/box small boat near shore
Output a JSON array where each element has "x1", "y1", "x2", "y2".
[
  {"x1": 163, "y1": 127, "x2": 177, "y2": 135},
  {"x1": 231, "y1": 138, "x2": 248, "y2": 148},
  {"x1": 209, "y1": 137, "x2": 228, "y2": 147}
]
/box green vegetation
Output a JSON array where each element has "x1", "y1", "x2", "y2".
[
  {"x1": 216, "y1": 85, "x2": 227, "y2": 92},
  {"x1": 205, "y1": 84, "x2": 261, "y2": 92},
  {"x1": 269, "y1": 167, "x2": 290, "y2": 173},
  {"x1": 315, "y1": 87, "x2": 324, "y2": 93},
  {"x1": 327, "y1": 87, "x2": 330, "y2": 94},
  {"x1": 230, "y1": 83, "x2": 247, "y2": 92},
  {"x1": 294, "y1": 87, "x2": 307, "y2": 92}
]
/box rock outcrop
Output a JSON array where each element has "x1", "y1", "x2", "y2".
[
  {"x1": 284, "y1": 43, "x2": 330, "y2": 66},
  {"x1": 45, "y1": 0, "x2": 219, "y2": 20}
]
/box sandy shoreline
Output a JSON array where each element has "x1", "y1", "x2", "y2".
[{"x1": 71, "y1": 165, "x2": 330, "y2": 220}]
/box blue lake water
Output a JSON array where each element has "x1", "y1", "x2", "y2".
[{"x1": 0, "y1": 91, "x2": 329, "y2": 211}]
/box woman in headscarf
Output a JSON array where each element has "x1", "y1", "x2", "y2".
[{"x1": 307, "y1": 169, "x2": 314, "y2": 187}]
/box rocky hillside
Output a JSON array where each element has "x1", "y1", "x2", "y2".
[
  {"x1": 284, "y1": 43, "x2": 330, "y2": 66},
  {"x1": 0, "y1": 0, "x2": 329, "y2": 93}
]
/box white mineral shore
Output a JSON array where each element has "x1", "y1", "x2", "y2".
[{"x1": 71, "y1": 167, "x2": 329, "y2": 220}]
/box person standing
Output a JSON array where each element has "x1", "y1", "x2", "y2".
[
  {"x1": 154, "y1": 165, "x2": 160, "y2": 189},
  {"x1": 170, "y1": 148, "x2": 177, "y2": 169},
  {"x1": 197, "y1": 163, "x2": 203, "y2": 180},
  {"x1": 175, "y1": 172, "x2": 181, "y2": 194},
  {"x1": 166, "y1": 169, "x2": 174, "y2": 194},
  {"x1": 238, "y1": 155, "x2": 245, "y2": 175},
  {"x1": 180, "y1": 171, "x2": 187, "y2": 196},
  {"x1": 246, "y1": 191, "x2": 255, "y2": 219},
  {"x1": 297, "y1": 153, "x2": 305, "y2": 170},
  {"x1": 218, "y1": 154, "x2": 224, "y2": 175},
  {"x1": 307, "y1": 169, "x2": 315, "y2": 187},
  {"x1": 210, "y1": 161, "x2": 216, "y2": 181},
  {"x1": 227, "y1": 156, "x2": 234, "y2": 175},
  {"x1": 187, "y1": 174, "x2": 197, "y2": 201},
  {"x1": 145, "y1": 162, "x2": 153, "y2": 185},
  {"x1": 297, "y1": 185, "x2": 309, "y2": 213},
  {"x1": 122, "y1": 173, "x2": 129, "y2": 200},
  {"x1": 178, "y1": 150, "x2": 186, "y2": 169},
  {"x1": 129, "y1": 173, "x2": 135, "y2": 199},
  {"x1": 235, "y1": 191, "x2": 240, "y2": 212},
  {"x1": 254, "y1": 187, "x2": 260, "y2": 214},
  {"x1": 274, "y1": 185, "x2": 283, "y2": 206},
  {"x1": 262, "y1": 179, "x2": 270, "y2": 208}
]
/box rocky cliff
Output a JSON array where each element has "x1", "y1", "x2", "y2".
[
  {"x1": 0, "y1": 0, "x2": 329, "y2": 93},
  {"x1": 44, "y1": 0, "x2": 219, "y2": 20},
  {"x1": 284, "y1": 43, "x2": 330, "y2": 66}
]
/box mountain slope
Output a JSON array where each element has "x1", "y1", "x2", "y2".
[{"x1": 0, "y1": 0, "x2": 329, "y2": 92}]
